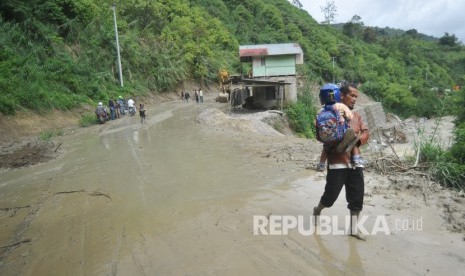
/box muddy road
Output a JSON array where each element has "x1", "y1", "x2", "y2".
[{"x1": 0, "y1": 97, "x2": 464, "y2": 275}]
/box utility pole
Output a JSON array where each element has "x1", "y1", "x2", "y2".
[
  {"x1": 111, "y1": 4, "x2": 123, "y2": 87},
  {"x1": 331, "y1": 57, "x2": 336, "y2": 83}
]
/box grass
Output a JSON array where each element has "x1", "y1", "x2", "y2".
[
  {"x1": 418, "y1": 140, "x2": 465, "y2": 191},
  {"x1": 285, "y1": 91, "x2": 317, "y2": 139},
  {"x1": 272, "y1": 121, "x2": 285, "y2": 134},
  {"x1": 38, "y1": 129, "x2": 64, "y2": 141},
  {"x1": 79, "y1": 113, "x2": 98, "y2": 127},
  {"x1": 415, "y1": 119, "x2": 465, "y2": 191}
]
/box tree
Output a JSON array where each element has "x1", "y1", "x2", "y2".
[
  {"x1": 320, "y1": 0, "x2": 337, "y2": 25},
  {"x1": 350, "y1": 15, "x2": 363, "y2": 25},
  {"x1": 343, "y1": 22, "x2": 360, "y2": 38},
  {"x1": 439, "y1": 32, "x2": 458, "y2": 47},
  {"x1": 290, "y1": 0, "x2": 303, "y2": 9},
  {"x1": 342, "y1": 15, "x2": 363, "y2": 38},
  {"x1": 232, "y1": 5, "x2": 253, "y2": 42},
  {"x1": 363, "y1": 27, "x2": 377, "y2": 43},
  {"x1": 405, "y1": 28, "x2": 420, "y2": 38}
]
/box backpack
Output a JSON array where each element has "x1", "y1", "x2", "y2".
[{"x1": 315, "y1": 105, "x2": 348, "y2": 143}]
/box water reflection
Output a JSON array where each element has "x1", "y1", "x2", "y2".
[
  {"x1": 314, "y1": 235, "x2": 340, "y2": 274},
  {"x1": 345, "y1": 237, "x2": 364, "y2": 275},
  {"x1": 101, "y1": 133, "x2": 111, "y2": 150},
  {"x1": 314, "y1": 234, "x2": 364, "y2": 275},
  {"x1": 132, "y1": 128, "x2": 139, "y2": 144}
]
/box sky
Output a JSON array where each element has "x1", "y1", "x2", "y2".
[{"x1": 299, "y1": 0, "x2": 465, "y2": 44}]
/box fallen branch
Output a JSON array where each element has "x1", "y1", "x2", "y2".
[
  {"x1": 54, "y1": 142, "x2": 62, "y2": 152},
  {"x1": 54, "y1": 190, "x2": 112, "y2": 201},
  {"x1": 88, "y1": 191, "x2": 112, "y2": 201},
  {"x1": 0, "y1": 239, "x2": 32, "y2": 249},
  {"x1": 54, "y1": 190, "x2": 85, "y2": 195},
  {"x1": 0, "y1": 205, "x2": 31, "y2": 212},
  {"x1": 404, "y1": 170, "x2": 431, "y2": 177},
  {"x1": 387, "y1": 140, "x2": 401, "y2": 162},
  {"x1": 390, "y1": 113, "x2": 403, "y2": 125},
  {"x1": 414, "y1": 141, "x2": 421, "y2": 167},
  {"x1": 386, "y1": 159, "x2": 407, "y2": 170}
]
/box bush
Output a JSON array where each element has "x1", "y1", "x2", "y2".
[
  {"x1": 38, "y1": 128, "x2": 64, "y2": 141},
  {"x1": 0, "y1": 93, "x2": 16, "y2": 115},
  {"x1": 449, "y1": 125, "x2": 465, "y2": 164},
  {"x1": 39, "y1": 130, "x2": 54, "y2": 141},
  {"x1": 79, "y1": 113, "x2": 97, "y2": 127},
  {"x1": 285, "y1": 92, "x2": 317, "y2": 139},
  {"x1": 418, "y1": 134, "x2": 465, "y2": 191}
]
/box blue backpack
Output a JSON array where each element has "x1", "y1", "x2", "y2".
[{"x1": 316, "y1": 104, "x2": 348, "y2": 143}]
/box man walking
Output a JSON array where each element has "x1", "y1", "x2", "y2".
[{"x1": 313, "y1": 83, "x2": 369, "y2": 240}]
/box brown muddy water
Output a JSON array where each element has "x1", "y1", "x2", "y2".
[{"x1": 1, "y1": 100, "x2": 464, "y2": 275}]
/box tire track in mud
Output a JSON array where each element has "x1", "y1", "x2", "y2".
[
  {"x1": 125, "y1": 109, "x2": 175, "y2": 209},
  {"x1": 110, "y1": 225, "x2": 126, "y2": 276},
  {"x1": 0, "y1": 190, "x2": 48, "y2": 267},
  {"x1": 127, "y1": 135, "x2": 148, "y2": 208},
  {"x1": 0, "y1": 188, "x2": 112, "y2": 270},
  {"x1": 131, "y1": 233, "x2": 150, "y2": 276}
]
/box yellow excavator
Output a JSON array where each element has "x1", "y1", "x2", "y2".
[
  {"x1": 218, "y1": 69, "x2": 230, "y2": 92},
  {"x1": 217, "y1": 69, "x2": 230, "y2": 103}
]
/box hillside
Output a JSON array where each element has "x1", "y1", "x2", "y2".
[{"x1": 1, "y1": 0, "x2": 464, "y2": 119}]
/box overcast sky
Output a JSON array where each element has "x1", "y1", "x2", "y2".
[{"x1": 299, "y1": 0, "x2": 464, "y2": 44}]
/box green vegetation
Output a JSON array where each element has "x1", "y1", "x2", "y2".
[
  {"x1": 0, "y1": 0, "x2": 238, "y2": 115},
  {"x1": 285, "y1": 78, "x2": 317, "y2": 138},
  {"x1": 272, "y1": 121, "x2": 285, "y2": 134},
  {"x1": 1, "y1": 0, "x2": 464, "y2": 116},
  {"x1": 417, "y1": 121, "x2": 465, "y2": 191},
  {"x1": 442, "y1": 89, "x2": 465, "y2": 190},
  {"x1": 39, "y1": 130, "x2": 55, "y2": 141},
  {"x1": 79, "y1": 113, "x2": 98, "y2": 127},
  {"x1": 411, "y1": 90, "x2": 465, "y2": 190},
  {"x1": 1, "y1": 0, "x2": 464, "y2": 189},
  {"x1": 39, "y1": 128, "x2": 64, "y2": 141},
  {"x1": 418, "y1": 139, "x2": 465, "y2": 190}
]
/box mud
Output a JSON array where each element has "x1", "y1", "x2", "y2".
[
  {"x1": 0, "y1": 93, "x2": 464, "y2": 275},
  {"x1": 0, "y1": 140, "x2": 61, "y2": 168}
]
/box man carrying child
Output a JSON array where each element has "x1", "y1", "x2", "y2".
[
  {"x1": 313, "y1": 83, "x2": 370, "y2": 240},
  {"x1": 316, "y1": 83, "x2": 366, "y2": 170}
]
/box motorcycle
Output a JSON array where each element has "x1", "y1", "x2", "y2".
[
  {"x1": 128, "y1": 106, "x2": 136, "y2": 116},
  {"x1": 96, "y1": 111, "x2": 108, "y2": 124}
]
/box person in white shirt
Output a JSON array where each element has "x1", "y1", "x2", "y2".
[
  {"x1": 199, "y1": 89, "x2": 204, "y2": 103},
  {"x1": 127, "y1": 98, "x2": 136, "y2": 116}
]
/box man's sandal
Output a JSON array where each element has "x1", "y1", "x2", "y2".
[
  {"x1": 345, "y1": 133, "x2": 361, "y2": 154},
  {"x1": 335, "y1": 129, "x2": 356, "y2": 153}
]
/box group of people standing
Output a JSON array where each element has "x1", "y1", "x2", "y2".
[
  {"x1": 106, "y1": 96, "x2": 128, "y2": 120},
  {"x1": 181, "y1": 88, "x2": 203, "y2": 103},
  {"x1": 95, "y1": 96, "x2": 146, "y2": 124}
]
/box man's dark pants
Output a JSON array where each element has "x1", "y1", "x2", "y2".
[{"x1": 320, "y1": 168, "x2": 364, "y2": 211}]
